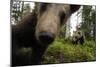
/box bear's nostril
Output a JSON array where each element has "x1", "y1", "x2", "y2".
[{"x1": 39, "y1": 32, "x2": 54, "y2": 44}]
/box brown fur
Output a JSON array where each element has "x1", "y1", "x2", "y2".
[
  {"x1": 12, "y1": 2, "x2": 80, "y2": 66},
  {"x1": 72, "y1": 30, "x2": 85, "y2": 44}
]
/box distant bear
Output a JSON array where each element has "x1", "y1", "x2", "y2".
[
  {"x1": 72, "y1": 30, "x2": 85, "y2": 45},
  {"x1": 12, "y1": 2, "x2": 80, "y2": 66}
]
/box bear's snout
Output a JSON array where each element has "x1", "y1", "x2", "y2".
[{"x1": 38, "y1": 32, "x2": 54, "y2": 44}]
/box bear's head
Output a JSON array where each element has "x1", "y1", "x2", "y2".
[{"x1": 35, "y1": 3, "x2": 80, "y2": 45}]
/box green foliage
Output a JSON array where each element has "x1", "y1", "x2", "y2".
[
  {"x1": 42, "y1": 38, "x2": 96, "y2": 64},
  {"x1": 11, "y1": 1, "x2": 31, "y2": 24},
  {"x1": 59, "y1": 25, "x2": 66, "y2": 39},
  {"x1": 80, "y1": 5, "x2": 96, "y2": 41},
  {"x1": 11, "y1": 1, "x2": 22, "y2": 23}
]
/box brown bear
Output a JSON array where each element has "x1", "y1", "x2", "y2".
[
  {"x1": 12, "y1": 2, "x2": 80, "y2": 66},
  {"x1": 72, "y1": 29, "x2": 85, "y2": 45}
]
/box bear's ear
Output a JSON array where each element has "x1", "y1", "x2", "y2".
[{"x1": 70, "y1": 5, "x2": 80, "y2": 14}]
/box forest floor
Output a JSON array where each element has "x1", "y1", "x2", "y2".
[{"x1": 42, "y1": 39, "x2": 96, "y2": 64}]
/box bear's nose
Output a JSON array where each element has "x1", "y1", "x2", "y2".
[{"x1": 39, "y1": 32, "x2": 54, "y2": 44}]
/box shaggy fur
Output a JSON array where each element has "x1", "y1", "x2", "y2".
[
  {"x1": 72, "y1": 30, "x2": 85, "y2": 44},
  {"x1": 12, "y1": 2, "x2": 80, "y2": 66}
]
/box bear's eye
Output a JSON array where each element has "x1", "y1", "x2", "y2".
[
  {"x1": 40, "y1": 3, "x2": 48, "y2": 14},
  {"x1": 59, "y1": 12, "x2": 66, "y2": 24}
]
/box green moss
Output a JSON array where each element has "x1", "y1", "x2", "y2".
[{"x1": 42, "y1": 39, "x2": 96, "y2": 64}]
